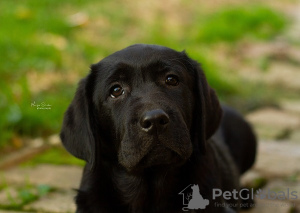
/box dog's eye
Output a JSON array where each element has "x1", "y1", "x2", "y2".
[
  {"x1": 110, "y1": 85, "x2": 124, "y2": 98},
  {"x1": 165, "y1": 75, "x2": 179, "y2": 86}
]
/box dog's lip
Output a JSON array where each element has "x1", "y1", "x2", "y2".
[
  {"x1": 119, "y1": 131, "x2": 192, "y2": 172},
  {"x1": 135, "y1": 144, "x2": 182, "y2": 167}
]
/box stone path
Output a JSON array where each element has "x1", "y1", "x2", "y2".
[
  {"x1": 247, "y1": 101, "x2": 300, "y2": 142},
  {"x1": 2, "y1": 165, "x2": 82, "y2": 189},
  {"x1": 0, "y1": 139, "x2": 299, "y2": 213},
  {"x1": 240, "y1": 141, "x2": 300, "y2": 213},
  {"x1": 0, "y1": 165, "x2": 81, "y2": 213}
]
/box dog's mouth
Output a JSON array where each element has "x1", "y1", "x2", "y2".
[
  {"x1": 118, "y1": 131, "x2": 193, "y2": 172},
  {"x1": 138, "y1": 144, "x2": 181, "y2": 167},
  {"x1": 122, "y1": 143, "x2": 185, "y2": 174}
]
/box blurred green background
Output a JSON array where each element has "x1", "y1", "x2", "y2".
[{"x1": 0, "y1": 0, "x2": 298, "y2": 153}]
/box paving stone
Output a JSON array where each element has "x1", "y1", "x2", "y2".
[
  {"x1": 238, "y1": 44, "x2": 300, "y2": 90},
  {"x1": 247, "y1": 107, "x2": 300, "y2": 129},
  {"x1": 254, "y1": 141, "x2": 300, "y2": 178},
  {"x1": 47, "y1": 134, "x2": 61, "y2": 146},
  {"x1": 257, "y1": 127, "x2": 284, "y2": 141},
  {"x1": 266, "y1": 62, "x2": 300, "y2": 90},
  {"x1": 291, "y1": 130, "x2": 300, "y2": 143},
  {"x1": 240, "y1": 170, "x2": 267, "y2": 189},
  {"x1": 24, "y1": 190, "x2": 76, "y2": 213},
  {"x1": 247, "y1": 107, "x2": 300, "y2": 140},
  {"x1": 280, "y1": 100, "x2": 300, "y2": 143},
  {"x1": 1, "y1": 164, "x2": 82, "y2": 189},
  {"x1": 281, "y1": 99, "x2": 300, "y2": 115},
  {"x1": 250, "y1": 124, "x2": 290, "y2": 141}
]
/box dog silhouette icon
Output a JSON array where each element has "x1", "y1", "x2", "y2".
[{"x1": 187, "y1": 184, "x2": 209, "y2": 210}]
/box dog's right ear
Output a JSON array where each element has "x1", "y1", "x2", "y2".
[
  {"x1": 181, "y1": 52, "x2": 222, "y2": 155},
  {"x1": 60, "y1": 77, "x2": 97, "y2": 170}
]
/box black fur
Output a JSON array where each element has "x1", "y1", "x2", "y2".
[{"x1": 60, "y1": 44, "x2": 257, "y2": 213}]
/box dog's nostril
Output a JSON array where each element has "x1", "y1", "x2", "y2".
[
  {"x1": 140, "y1": 118, "x2": 153, "y2": 129},
  {"x1": 140, "y1": 109, "x2": 169, "y2": 133},
  {"x1": 143, "y1": 120, "x2": 152, "y2": 129},
  {"x1": 159, "y1": 117, "x2": 169, "y2": 125}
]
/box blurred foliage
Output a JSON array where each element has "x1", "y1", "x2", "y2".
[
  {"x1": 21, "y1": 146, "x2": 85, "y2": 167},
  {"x1": 0, "y1": 183, "x2": 53, "y2": 210},
  {"x1": 0, "y1": 0, "x2": 289, "y2": 148},
  {"x1": 196, "y1": 6, "x2": 287, "y2": 43}
]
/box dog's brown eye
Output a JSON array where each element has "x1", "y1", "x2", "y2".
[
  {"x1": 165, "y1": 75, "x2": 179, "y2": 86},
  {"x1": 110, "y1": 85, "x2": 124, "y2": 98}
]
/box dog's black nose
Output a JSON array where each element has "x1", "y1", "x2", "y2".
[{"x1": 140, "y1": 109, "x2": 169, "y2": 134}]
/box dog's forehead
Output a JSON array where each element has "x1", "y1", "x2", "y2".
[{"x1": 101, "y1": 44, "x2": 182, "y2": 66}]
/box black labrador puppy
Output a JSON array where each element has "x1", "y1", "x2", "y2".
[{"x1": 60, "y1": 44, "x2": 257, "y2": 213}]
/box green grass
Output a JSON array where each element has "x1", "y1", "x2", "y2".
[
  {"x1": 0, "y1": 0, "x2": 289, "y2": 149},
  {"x1": 185, "y1": 49, "x2": 239, "y2": 97},
  {"x1": 21, "y1": 146, "x2": 85, "y2": 167},
  {"x1": 0, "y1": 1, "x2": 82, "y2": 147},
  {"x1": 0, "y1": 183, "x2": 53, "y2": 210},
  {"x1": 195, "y1": 6, "x2": 287, "y2": 43}
]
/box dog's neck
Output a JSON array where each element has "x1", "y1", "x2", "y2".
[
  {"x1": 79, "y1": 150, "x2": 220, "y2": 212},
  {"x1": 111, "y1": 165, "x2": 184, "y2": 212}
]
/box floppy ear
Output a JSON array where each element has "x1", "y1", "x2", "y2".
[
  {"x1": 60, "y1": 76, "x2": 97, "y2": 170},
  {"x1": 191, "y1": 60, "x2": 223, "y2": 153}
]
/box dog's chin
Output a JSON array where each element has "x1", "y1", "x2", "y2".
[{"x1": 124, "y1": 145, "x2": 187, "y2": 174}]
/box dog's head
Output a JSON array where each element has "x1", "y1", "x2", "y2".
[{"x1": 60, "y1": 44, "x2": 222, "y2": 172}]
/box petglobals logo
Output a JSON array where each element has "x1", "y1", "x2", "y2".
[
  {"x1": 179, "y1": 184, "x2": 210, "y2": 211},
  {"x1": 179, "y1": 184, "x2": 299, "y2": 210},
  {"x1": 212, "y1": 188, "x2": 298, "y2": 201}
]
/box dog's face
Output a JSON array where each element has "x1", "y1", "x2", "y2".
[
  {"x1": 60, "y1": 44, "x2": 222, "y2": 172},
  {"x1": 94, "y1": 45, "x2": 195, "y2": 171}
]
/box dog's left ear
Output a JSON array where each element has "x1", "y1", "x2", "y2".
[
  {"x1": 183, "y1": 53, "x2": 223, "y2": 153},
  {"x1": 60, "y1": 75, "x2": 98, "y2": 171},
  {"x1": 196, "y1": 64, "x2": 223, "y2": 139}
]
